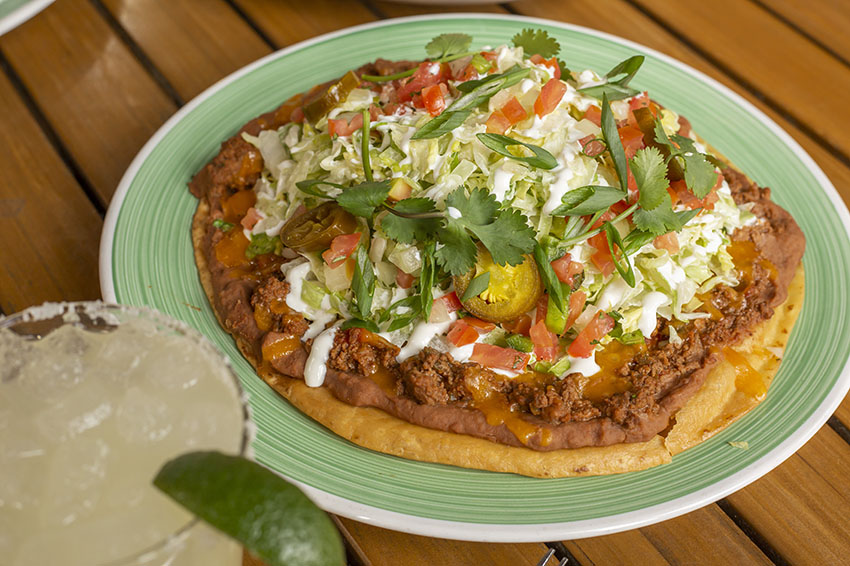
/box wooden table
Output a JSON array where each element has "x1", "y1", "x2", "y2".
[{"x1": 2, "y1": 1, "x2": 849, "y2": 564}]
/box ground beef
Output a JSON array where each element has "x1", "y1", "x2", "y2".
[
  {"x1": 328, "y1": 328, "x2": 400, "y2": 377},
  {"x1": 250, "y1": 275, "x2": 309, "y2": 338},
  {"x1": 509, "y1": 378, "x2": 601, "y2": 423}
]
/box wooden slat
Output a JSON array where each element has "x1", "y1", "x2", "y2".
[
  {"x1": 632, "y1": 0, "x2": 850, "y2": 162},
  {"x1": 0, "y1": 71, "x2": 102, "y2": 312},
  {"x1": 374, "y1": 1, "x2": 508, "y2": 16},
  {"x1": 762, "y1": 0, "x2": 850, "y2": 64},
  {"x1": 336, "y1": 518, "x2": 550, "y2": 566},
  {"x1": 0, "y1": 0, "x2": 177, "y2": 204},
  {"x1": 231, "y1": 0, "x2": 376, "y2": 48},
  {"x1": 566, "y1": 506, "x2": 772, "y2": 565},
  {"x1": 836, "y1": 392, "x2": 850, "y2": 425},
  {"x1": 100, "y1": 0, "x2": 271, "y2": 101},
  {"x1": 724, "y1": 426, "x2": 850, "y2": 565}
]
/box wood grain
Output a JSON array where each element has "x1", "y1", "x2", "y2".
[
  {"x1": 101, "y1": 0, "x2": 271, "y2": 101},
  {"x1": 373, "y1": 1, "x2": 508, "y2": 16},
  {"x1": 232, "y1": 0, "x2": 376, "y2": 48},
  {"x1": 632, "y1": 0, "x2": 850, "y2": 162},
  {"x1": 759, "y1": 0, "x2": 850, "y2": 64},
  {"x1": 724, "y1": 426, "x2": 850, "y2": 565},
  {"x1": 0, "y1": 72, "x2": 102, "y2": 313},
  {"x1": 336, "y1": 518, "x2": 550, "y2": 566},
  {"x1": 0, "y1": 0, "x2": 177, "y2": 204},
  {"x1": 566, "y1": 505, "x2": 772, "y2": 565}
]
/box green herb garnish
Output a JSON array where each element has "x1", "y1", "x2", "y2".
[
  {"x1": 461, "y1": 272, "x2": 491, "y2": 302},
  {"x1": 475, "y1": 133, "x2": 558, "y2": 170},
  {"x1": 212, "y1": 218, "x2": 234, "y2": 232}
]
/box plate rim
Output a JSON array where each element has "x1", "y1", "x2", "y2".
[
  {"x1": 99, "y1": 12, "x2": 850, "y2": 542},
  {"x1": 0, "y1": 0, "x2": 54, "y2": 37}
]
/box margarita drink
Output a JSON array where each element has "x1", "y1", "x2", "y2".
[{"x1": 0, "y1": 303, "x2": 247, "y2": 566}]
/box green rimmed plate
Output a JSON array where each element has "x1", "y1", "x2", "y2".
[
  {"x1": 0, "y1": 0, "x2": 53, "y2": 36},
  {"x1": 100, "y1": 15, "x2": 850, "y2": 541}
]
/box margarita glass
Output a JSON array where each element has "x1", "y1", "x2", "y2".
[{"x1": 0, "y1": 302, "x2": 251, "y2": 566}]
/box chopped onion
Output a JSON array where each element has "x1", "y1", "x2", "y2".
[
  {"x1": 429, "y1": 297, "x2": 451, "y2": 323},
  {"x1": 324, "y1": 261, "x2": 351, "y2": 292}
]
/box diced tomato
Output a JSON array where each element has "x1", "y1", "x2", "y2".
[
  {"x1": 535, "y1": 294, "x2": 549, "y2": 325},
  {"x1": 565, "y1": 290, "x2": 587, "y2": 330},
  {"x1": 653, "y1": 232, "x2": 680, "y2": 254},
  {"x1": 530, "y1": 320, "x2": 559, "y2": 362},
  {"x1": 321, "y1": 233, "x2": 361, "y2": 268},
  {"x1": 579, "y1": 134, "x2": 605, "y2": 157},
  {"x1": 447, "y1": 319, "x2": 479, "y2": 347},
  {"x1": 395, "y1": 270, "x2": 415, "y2": 289},
  {"x1": 240, "y1": 207, "x2": 262, "y2": 230},
  {"x1": 529, "y1": 54, "x2": 562, "y2": 80},
  {"x1": 584, "y1": 105, "x2": 602, "y2": 126},
  {"x1": 454, "y1": 63, "x2": 478, "y2": 82},
  {"x1": 470, "y1": 343, "x2": 530, "y2": 372},
  {"x1": 588, "y1": 231, "x2": 615, "y2": 277},
  {"x1": 567, "y1": 312, "x2": 615, "y2": 358},
  {"x1": 502, "y1": 313, "x2": 532, "y2": 336},
  {"x1": 396, "y1": 61, "x2": 448, "y2": 103},
  {"x1": 421, "y1": 83, "x2": 447, "y2": 117},
  {"x1": 551, "y1": 253, "x2": 584, "y2": 286},
  {"x1": 463, "y1": 317, "x2": 497, "y2": 332},
  {"x1": 437, "y1": 291, "x2": 463, "y2": 313},
  {"x1": 328, "y1": 113, "x2": 363, "y2": 137},
  {"x1": 669, "y1": 179, "x2": 720, "y2": 211},
  {"x1": 500, "y1": 96, "x2": 528, "y2": 125},
  {"x1": 589, "y1": 210, "x2": 615, "y2": 230},
  {"x1": 534, "y1": 78, "x2": 567, "y2": 118},
  {"x1": 486, "y1": 111, "x2": 511, "y2": 134},
  {"x1": 618, "y1": 125, "x2": 645, "y2": 159},
  {"x1": 480, "y1": 51, "x2": 497, "y2": 62}
]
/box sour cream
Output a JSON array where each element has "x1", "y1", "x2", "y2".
[
  {"x1": 397, "y1": 316, "x2": 456, "y2": 362},
  {"x1": 304, "y1": 326, "x2": 338, "y2": 387},
  {"x1": 565, "y1": 352, "x2": 600, "y2": 378},
  {"x1": 638, "y1": 292, "x2": 671, "y2": 338}
]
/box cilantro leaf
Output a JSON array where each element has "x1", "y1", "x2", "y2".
[
  {"x1": 631, "y1": 194, "x2": 680, "y2": 236},
  {"x1": 351, "y1": 245, "x2": 375, "y2": 319},
  {"x1": 476, "y1": 133, "x2": 558, "y2": 170},
  {"x1": 381, "y1": 198, "x2": 442, "y2": 243},
  {"x1": 336, "y1": 180, "x2": 391, "y2": 218},
  {"x1": 631, "y1": 146, "x2": 668, "y2": 210},
  {"x1": 511, "y1": 28, "x2": 561, "y2": 59},
  {"x1": 435, "y1": 218, "x2": 477, "y2": 276},
  {"x1": 445, "y1": 186, "x2": 498, "y2": 226},
  {"x1": 425, "y1": 33, "x2": 472, "y2": 60},
  {"x1": 471, "y1": 208, "x2": 537, "y2": 267},
  {"x1": 550, "y1": 185, "x2": 626, "y2": 216},
  {"x1": 681, "y1": 151, "x2": 718, "y2": 198}
]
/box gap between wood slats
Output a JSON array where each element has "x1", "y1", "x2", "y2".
[
  {"x1": 222, "y1": 0, "x2": 280, "y2": 50},
  {"x1": 627, "y1": 0, "x2": 850, "y2": 174},
  {"x1": 715, "y1": 500, "x2": 790, "y2": 566},
  {"x1": 87, "y1": 0, "x2": 184, "y2": 107},
  {"x1": 0, "y1": 51, "x2": 105, "y2": 217},
  {"x1": 750, "y1": 0, "x2": 850, "y2": 71}
]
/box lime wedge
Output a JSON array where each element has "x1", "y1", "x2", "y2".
[{"x1": 154, "y1": 451, "x2": 345, "y2": 566}]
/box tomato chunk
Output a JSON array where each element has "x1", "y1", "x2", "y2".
[
  {"x1": 486, "y1": 111, "x2": 511, "y2": 134},
  {"x1": 438, "y1": 291, "x2": 463, "y2": 313},
  {"x1": 421, "y1": 83, "x2": 447, "y2": 117},
  {"x1": 653, "y1": 232, "x2": 680, "y2": 254},
  {"x1": 588, "y1": 231, "x2": 615, "y2": 277},
  {"x1": 669, "y1": 179, "x2": 720, "y2": 210},
  {"x1": 240, "y1": 207, "x2": 262, "y2": 231},
  {"x1": 500, "y1": 96, "x2": 528, "y2": 125},
  {"x1": 328, "y1": 113, "x2": 363, "y2": 137},
  {"x1": 470, "y1": 343, "x2": 530, "y2": 372},
  {"x1": 321, "y1": 233, "x2": 361, "y2": 268},
  {"x1": 463, "y1": 317, "x2": 497, "y2": 332},
  {"x1": 565, "y1": 290, "x2": 587, "y2": 330},
  {"x1": 530, "y1": 319, "x2": 559, "y2": 362},
  {"x1": 396, "y1": 61, "x2": 447, "y2": 103},
  {"x1": 583, "y1": 105, "x2": 602, "y2": 126},
  {"x1": 567, "y1": 312, "x2": 615, "y2": 358},
  {"x1": 550, "y1": 253, "x2": 584, "y2": 286},
  {"x1": 502, "y1": 313, "x2": 532, "y2": 336},
  {"x1": 447, "y1": 319, "x2": 479, "y2": 347},
  {"x1": 618, "y1": 125, "x2": 645, "y2": 159},
  {"x1": 534, "y1": 78, "x2": 567, "y2": 118}
]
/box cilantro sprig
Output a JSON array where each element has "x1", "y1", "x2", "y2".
[{"x1": 361, "y1": 33, "x2": 475, "y2": 83}]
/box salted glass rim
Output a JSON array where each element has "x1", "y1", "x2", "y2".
[{"x1": 0, "y1": 301, "x2": 252, "y2": 566}]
